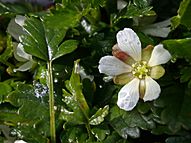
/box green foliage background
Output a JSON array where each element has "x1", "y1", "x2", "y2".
[{"x1": 0, "y1": 0, "x2": 191, "y2": 143}]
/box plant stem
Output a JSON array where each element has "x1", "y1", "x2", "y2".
[
  {"x1": 86, "y1": 123, "x2": 92, "y2": 139},
  {"x1": 47, "y1": 60, "x2": 56, "y2": 143}
]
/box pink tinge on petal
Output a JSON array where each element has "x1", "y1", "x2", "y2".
[{"x1": 112, "y1": 44, "x2": 129, "y2": 62}]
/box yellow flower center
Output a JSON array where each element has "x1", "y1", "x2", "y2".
[{"x1": 131, "y1": 61, "x2": 150, "y2": 79}]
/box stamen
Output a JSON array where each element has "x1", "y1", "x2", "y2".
[{"x1": 131, "y1": 61, "x2": 150, "y2": 79}]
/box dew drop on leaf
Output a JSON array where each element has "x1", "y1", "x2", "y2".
[
  {"x1": 171, "y1": 57, "x2": 177, "y2": 63},
  {"x1": 103, "y1": 76, "x2": 113, "y2": 82},
  {"x1": 54, "y1": 78, "x2": 58, "y2": 83}
]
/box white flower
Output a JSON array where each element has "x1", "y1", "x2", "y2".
[
  {"x1": 98, "y1": 28, "x2": 171, "y2": 111},
  {"x1": 141, "y1": 19, "x2": 171, "y2": 38},
  {"x1": 7, "y1": 15, "x2": 26, "y2": 41},
  {"x1": 117, "y1": 0, "x2": 127, "y2": 10},
  {"x1": 14, "y1": 140, "x2": 27, "y2": 143},
  {"x1": 13, "y1": 43, "x2": 34, "y2": 72},
  {"x1": 7, "y1": 15, "x2": 35, "y2": 72}
]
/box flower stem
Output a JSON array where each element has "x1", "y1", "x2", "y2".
[{"x1": 47, "y1": 60, "x2": 56, "y2": 143}]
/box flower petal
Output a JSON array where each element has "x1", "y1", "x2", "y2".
[
  {"x1": 142, "y1": 27, "x2": 170, "y2": 38},
  {"x1": 117, "y1": 28, "x2": 142, "y2": 61},
  {"x1": 15, "y1": 15, "x2": 26, "y2": 27},
  {"x1": 98, "y1": 56, "x2": 132, "y2": 76},
  {"x1": 7, "y1": 18, "x2": 25, "y2": 41},
  {"x1": 14, "y1": 140, "x2": 27, "y2": 143},
  {"x1": 143, "y1": 76, "x2": 161, "y2": 101},
  {"x1": 113, "y1": 73, "x2": 133, "y2": 85},
  {"x1": 148, "y1": 44, "x2": 171, "y2": 66},
  {"x1": 141, "y1": 19, "x2": 171, "y2": 38},
  {"x1": 117, "y1": 0, "x2": 127, "y2": 10},
  {"x1": 14, "y1": 43, "x2": 32, "y2": 61},
  {"x1": 117, "y1": 78, "x2": 140, "y2": 111},
  {"x1": 14, "y1": 60, "x2": 34, "y2": 72},
  {"x1": 150, "y1": 65, "x2": 165, "y2": 79}
]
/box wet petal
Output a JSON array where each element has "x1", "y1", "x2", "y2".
[
  {"x1": 14, "y1": 60, "x2": 34, "y2": 72},
  {"x1": 15, "y1": 15, "x2": 26, "y2": 27},
  {"x1": 15, "y1": 43, "x2": 32, "y2": 61},
  {"x1": 117, "y1": 78, "x2": 140, "y2": 111},
  {"x1": 14, "y1": 140, "x2": 27, "y2": 143},
  {"x1": 117, "y1": 0, "x2": 127, "y2": 10},
  {"x1": 148, "y1": 44, "x2": 171, "y2": 66},
  {"x1": 117, "y1": 28, "x2": 142, "y2": 61},
  {"x1": 98, "y1": 56, "x2": 132, "y2": 76},
  {"x1": 141, "y1": 19, "x2": 171, "y2": 38},
  {"x1": 7, "y1": 18, "x2": 25, "y2": 41},
  {"x1": 143, "y1": 76, "x2": 161, "y2": 101},
  {"x1": 142, "y1": 27, "x2": 170, "y2": 38}
]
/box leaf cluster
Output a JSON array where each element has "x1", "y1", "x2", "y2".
[{"x1": 0, "y1": 0, "x2": 191, "y2": 143}]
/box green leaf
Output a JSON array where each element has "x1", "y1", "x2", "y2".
[
  {"x1": 53, "y1": 40, "x2": 78, "y2": 60},
  {"x1": 0, "y1": 2, "x2": 29, "y2": 15},
  {"x1": 166, "y1": 135, "x2": 191, "y2": 143},
  {"x1": 5, "y1": 84, "x2": 36, "y2": 107},
  {"x1": 0, "y1": 82, "x2": 12, "y2": 95},
  {"x1": 61, "y1": 89, "x2": 85, "y2": 124},
  {"x1": 163, "y1": 38, "x2": 191, "y2": 62},
  {"x1": 151, "y1": 125, "x2": 172, "y2": 135},
  {"x1": 89, "y1": 105, "x2": 109, "y2": 125},
  {"x1": 42, "y1": 8, "x2": 81, "y2": 30},
  {"x1": 180, "y1": 67, "x2": 191, "y2": 88},
  {"x1": 0, "y1": 35, "x2": 13, "y2": 66},
  {"x1": 109, "y1": 106, "x2": 154, "y2": 139},
  {"x1": 154, "y1": 84, "x2": 191, "y2": 133},
  {"x1": 60, "y1": 126, "x2": 88, "y2": 143},
  {"x1": 180, "y1": 67, "x2": 191, "y2": 83},
  {"x1": 20, "y1": 17, "x2": 48, "y2": 61},
  {"x1": 66, "y1": 60, "x2": 90, "y2": 113},
  {"x1": 61, "y1": 60, "x2": 89, "y2": 124},
  {"x1": 91, "y1": 125, "x2": 110, "y2": 141},
  {"x1": 20, "y1": 9, "x2": 81, "y2": 61},
  {"x1": 137, "y1": 101, "x2": 150, "y2": 114},
  {"x1": 103, "y1": 132, "x2": 125, "y2": 143},
  {"x1": 0, "y1": 82, "x2": 12, "y2": 103},
  {"x1": 1, "y1": 83, "x2": 50, "y2": 142},
  {"x1": 178, "y1": 88, "x2": 191, "y2": 130},
  {"x1": 171, "y1": 0, "x2": 191, "y2": 29},
  {"x1": 113, "y1": 1, "x2": 155, "y2": 24},
  {"x1": 17, "y1": 126, "x2": 48, "y2": 143},
  {"x1": 0, "y1": 105, "x2": 23, "y2": 125},
  {"x1": 34, "y1": 65, "x2": 47, "y2": 85}
]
